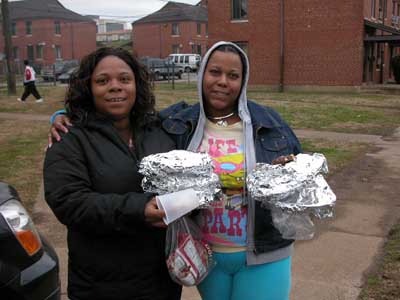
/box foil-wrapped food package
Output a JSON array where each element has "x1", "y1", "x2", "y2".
[
  {"x1": 139, "y1": 150, "x2": 221, "y2": 207},
  {"x1": 247, "y1": 153, "x2": 336, "y2": 240},
  {"x1": 139, "y1": 150, "x2": 214, "y2": 177}
]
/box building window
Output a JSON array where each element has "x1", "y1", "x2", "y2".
[
  {"x1": 371, "y1": 0, "x2": 376, "y2": 18},
  {"x1": 172, "y1": 44, "x2": 180, "y2": 54},
  {"x1": 106, "y1": 22, "x2": 124, "y2": 32},
  {"x1": 378, "y1": 0, "x2": 387, "y2": 19},
  {"x1": 27, "y1": 45, "x2": 34, "y2": 61},
  {"x1": 54, "y1": 21, "x2": 61, "y2": 34},
  {"x1": 191, "y1": 44, "x2": 202, "y2": 55},
  {"x1": 197, "y1": 22, "x2": 201, "y2": 35},
  {"x1": 36, "y1": 44, "x2": 44, "y2": 59},
  {"x1": 232, "y1": 0, "x2": 248, "y2": 20},
  {"x1": 233, "y1": 41, "x2": 249, "y2": 55},
  {"x1": 383, "y1": 0, "x2": 388, "y2": 18},
  {"x1": 12, "y1": 47, "x2": 19, "y2": 60},
  {"x1": 54, "y1": 45, "x2": 62, "y2": 59},
  {"x1": 26, "y1": 21, "x2": 32, "y2": 35},
  {"x1": 172, "y1": 23, "x2": 180, "y2": 36},
  {"x1": 11, "y1": 22, "x2": 17, "y2": 36},
  {"x1": 392, "y1": 1, "x2": 400, "y2": 25}
]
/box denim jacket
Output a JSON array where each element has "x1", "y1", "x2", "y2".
[{"x1": 160, "y1": 100, "x2": 302, "y2": 260}]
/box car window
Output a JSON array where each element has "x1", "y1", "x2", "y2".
[
  {"x1": 179, "y1": 56, "x2": 184, "y2": 63},
  {"x1": 68, "y1": 67, "x2": 77, "y2": 74},
  {"x1": 184, "y1": 56, "x2": 189, "y2": 63}
]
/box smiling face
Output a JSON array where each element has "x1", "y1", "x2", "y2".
[
  {"x1": 91, "y1": 55, "x2": 136, "y2": 121},
  {"x1": 202, "y1": 50, "x2": 243, "y2": 117}
]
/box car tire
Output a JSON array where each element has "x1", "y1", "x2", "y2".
[{"x1": 184, "y1": 67, "x2": 191, "y2": 73}]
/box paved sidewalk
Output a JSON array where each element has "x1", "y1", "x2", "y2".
[
  {"x1": 0, "y1": 112, "x2": 50, "y2": 122},
  {"x1": 31, "y1": 126, "x2": 400, "y2": 300}
]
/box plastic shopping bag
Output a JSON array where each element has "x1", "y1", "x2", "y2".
[{"x1": 165, "y1": 216, "x2": 215, "y2": 286}]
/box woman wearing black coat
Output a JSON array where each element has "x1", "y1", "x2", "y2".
[{"x1": 43, "y1": 47, "x2": 181, "y2": 300}]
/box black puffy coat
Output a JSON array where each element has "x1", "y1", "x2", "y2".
[{"x1": 44, "y1": 114, "x2": 180, "y2": 300}]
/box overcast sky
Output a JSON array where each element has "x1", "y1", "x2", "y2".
[{"x1": 58, "y1": 0, "x2": 200, "y2": 23}]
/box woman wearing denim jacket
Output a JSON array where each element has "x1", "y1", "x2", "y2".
[
  {"x1": 49, "y1": 41, "x2": 301, "y2": 300},
  {"x1": 160, "y1": 41, "x2": 301, "y2": 300}
]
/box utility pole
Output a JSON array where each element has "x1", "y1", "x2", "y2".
[{"x1": 1, "y1": 0, "x2": 17, "y2": 95}]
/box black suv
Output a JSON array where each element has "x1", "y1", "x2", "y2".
[
  {"x1": 42, "y1": 60, "x2": 79, "y2": 82},
  {"x1": 0, "y1": 182, "x2": 60, "y2": 300}
]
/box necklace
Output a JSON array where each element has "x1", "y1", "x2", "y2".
[
  {"x1": 208, "y1": 112, "x2": 235, "y2": 127},
  {"x1": 128, "y1": 137, "x2": 134, "y2": 149}
]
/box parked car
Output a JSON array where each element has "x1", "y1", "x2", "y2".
[
  {"x1": 42, "y1": 60, "x2": 79, "y2": 82},
  {"x1": 0, "y1": 181, "x2": 60, "y2": 300},
  {"x1": 58, "y1": 67, "x2": 78, "y2": 84},
  {"x1": 140, "y1": 57, "x2": 184, "y2": 81},
  {"x1": 168, "y1": 54, "x2": 201, "y2": 73}
]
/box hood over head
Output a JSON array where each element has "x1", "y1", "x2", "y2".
[{"x1": 187, "y1": 41, "x2": 256, "y2": 174}]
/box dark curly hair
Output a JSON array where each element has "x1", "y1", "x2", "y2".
[{"x1": 65, "y1": 47, "x2": 155, "y2": 127}]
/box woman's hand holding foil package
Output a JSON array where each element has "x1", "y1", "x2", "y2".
[
  {"x1": 139, "y1": 150, "x2": 222, "y2": 211},
  {"x1": 144, "y1": 197, "x2": 167, "y2": 228},
  {"x1": 139, "y1": 150, "x2": 218, "y2": 286},
  {"x1": 247, "y1": 153, "x2": 336, "y2": 240},
  {"x1": 272, "y1": 154, "x2": 295, "y2": 165}
]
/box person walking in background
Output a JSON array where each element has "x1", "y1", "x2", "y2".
[{"x1": 18, "y1": 60, "x2": 43, "y2": 103}]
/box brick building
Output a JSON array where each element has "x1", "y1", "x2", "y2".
[
  {"x1": 207, "y1": 0, "x2": 400, "y2": 89},
  {"x1": 364, "y1": 0, "x2": 400, "y2": 84},
  {"x1": 94, "y1": 17, "x2": 132, "y2": 43},
  {"x1": 132, "y1": 1, "x2": 208, "y2": 58},
  {"x1": 0, "y1": 0, "x2": 96, "y2": 73}
]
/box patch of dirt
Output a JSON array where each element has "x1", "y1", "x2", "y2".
[{"x1": 330, "y1": 122, "x2": 397, "y2": 136}]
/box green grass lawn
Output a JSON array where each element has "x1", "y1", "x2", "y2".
[
  {"x1": 1, "y1": 83, "x2": 399, "y2": 136},
  {"x1": 0, "y1": 84, "x2": 399, "y2": 299},
  {"x1": 0, "y1": 119, "x2": 49, "y2": 211}
]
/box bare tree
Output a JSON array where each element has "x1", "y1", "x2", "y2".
[{"x1": 1, "y1": 0, "x2": 17, "y2": 95}]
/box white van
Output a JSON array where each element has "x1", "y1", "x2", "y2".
[{"x1": 168, "y1": 54, "x2": 201, "y2": 72}]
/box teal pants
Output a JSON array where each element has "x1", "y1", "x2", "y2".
[{"x1": 197, "y1": 252, "x2": 291, "y2": 300}]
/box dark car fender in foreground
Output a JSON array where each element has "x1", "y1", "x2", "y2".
[{"x1": 0, "y1": 182, "x2": 60, "y2": 300}]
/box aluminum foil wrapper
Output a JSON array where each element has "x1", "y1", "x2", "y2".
[
  {"x1": 247, "y1": 153, "x2": 336, "y2": 240},
  {"x1": 139, "y1": 150, "x2": 221, "y2": 207},
  {"x1": 139, "y1": 150, "x2": 214, "y2": 177}
]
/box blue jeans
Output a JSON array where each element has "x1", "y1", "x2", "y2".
[{"x1": 197, "y1": 252, "x2": 291, "y2": 300}]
